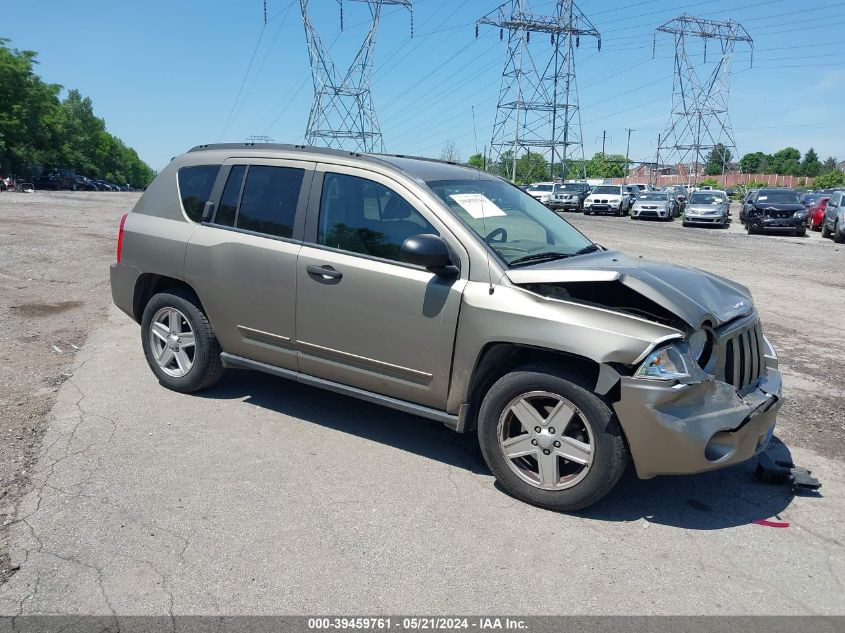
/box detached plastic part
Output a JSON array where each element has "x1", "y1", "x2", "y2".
[{"x1": 756, "y1": 451, "x2": 821, "y2": 492}]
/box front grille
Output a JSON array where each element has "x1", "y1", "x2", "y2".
[
  {"x1": 638, "y1": 210, "x2": 658, "y2": 217},
  {"x1": 765, "y1": 210, "x2": 792, "y2": 219},
  {"x1": 720, "y1": 320, "x2": 766, "y2": 390}
]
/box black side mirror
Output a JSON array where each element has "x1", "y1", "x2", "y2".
[{"x1": 400, "y1": 234, "x2": 456, "y2": 276}]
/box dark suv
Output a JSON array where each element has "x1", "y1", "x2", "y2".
[
  {"x1": 110, "y1": 143, "x2": 783, "y2": 512},
  {"x1": 742, "y1": 189, "x2": 807, "y2": 236},
  {"x1": 548, "y1": 182, "x2": 591, "y2": 212}
]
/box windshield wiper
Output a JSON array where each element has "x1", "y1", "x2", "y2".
[
  {"x1": 509, "y1": 252, "x2": 573, "y2": 267},
  {"x1": 573, "y1": 244, "x2": 600, "y2": 256}
]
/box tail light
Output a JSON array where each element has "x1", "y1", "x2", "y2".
[{"x1": 116, "y1": 213, "x2": 128, "y2": 263}]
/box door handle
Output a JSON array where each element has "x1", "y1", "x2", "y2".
[{"x1": 306, "y1": 264, "x2": 343, "y2": 280}]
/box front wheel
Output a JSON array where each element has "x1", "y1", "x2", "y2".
[
  {"x1": 477, "y1": 365, "x2": 628, "y2": 512},
  {"x1": 835, "y1": 221, "x2": 843, "y2": 244},
  {"x1": 822, "y1": 222, "x2": 832, "y2": 238},
  {"x1": 141, "y1": 289, "x2": 224, "y2": 393}
]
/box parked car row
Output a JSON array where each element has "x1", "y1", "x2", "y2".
[{"x1": 0, "y1": 171, "x2": 135, "y2": 192}]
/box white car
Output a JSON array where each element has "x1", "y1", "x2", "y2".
[
  {"x1": 583, "y1": 185, "x2": 631, "y2": 216},
  {"x1": 524, "y1": 182, "x2": 556, "y2": 205}
]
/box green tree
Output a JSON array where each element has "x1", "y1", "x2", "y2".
[
  {"x1": 584, "y1": 152, "x2": 626, "y2": 178},
  {"x1": 740, "y1": 151, "x2": 769, "y2": 174},
  {"x1": 515, "y1": 151, "x2": 550, "y2": 184},
  {"x1": 705, "y1": 144, "x2": 732, "y2": 175},
  {"x1": 812, "y1": 170, "x2": 845, "y2": 189},
  {"x1": 0, "y1": 38, "x2": 154, "y2": 188},
  {"x1": 770, "y1": 147, "x2": 802, "y2": 176},
  {"x1": 801, "y1": 148, "x2": 822, "y2": 177},
  {"x1": 466, "y1": 153, "x2": 485, "y2": 170},
  {"x1": 822, "y1": 156, "x2": 838, "y2": 173}
]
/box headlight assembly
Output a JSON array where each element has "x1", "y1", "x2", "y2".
[
  {"x1": 793, "y1": 210, "x2": 807, "y2": 218},
  {"x1": 635, "y1": 345, "x2": 691, "y2": 381}
]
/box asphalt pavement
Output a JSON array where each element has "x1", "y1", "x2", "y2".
[{"x1": 0, "y1": 304, "x2": 843, "y2": 616}]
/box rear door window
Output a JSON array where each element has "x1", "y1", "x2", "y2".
[
  {"x1": 178, "y1": 165, "x2": 221, "y2": 222},
  {"x1": 214, "y1": 166, "x2": 246, "y2": 227},
  {"x1": 235, "y1": 166, "x2": 304, "y2": 238}
]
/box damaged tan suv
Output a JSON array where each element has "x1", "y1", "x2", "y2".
[{"x1": 110, "y1": 144, "x2": 783, "y2": 511}]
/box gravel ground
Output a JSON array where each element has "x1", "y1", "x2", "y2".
[
  {"x1": 0, "y1": 193, "x2": 842, "y2": 589},
  {"x1": 0, "y1": 191, "x2": 139, "y2": 583}
]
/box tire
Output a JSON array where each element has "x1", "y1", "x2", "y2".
[
  {"x1": 141, "y1": 289, "x2": 224, "y2": 393},
  {"x1": 682, "y1": 221, "x2": 690, "y2": 227},
  {"x1": 477, "y1": 364, "x2": 628, "y2": 512},
  {"x1": 822, "y1": 222, "x2": 832, "y2": 239},
  {"x1": 795, "y1": 228, "x2": 806, "y2": 237},
  {"x1": 835, "y1": 221, "x2": 843, "y2": 244}
]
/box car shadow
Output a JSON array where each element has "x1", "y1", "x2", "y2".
[{"x1": 199, "y1": 369, "x2": 804, "y2": 530}]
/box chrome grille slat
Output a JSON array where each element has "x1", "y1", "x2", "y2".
[
  {"x1": 741, "y1": 331, "x2": 751, "y2": 387},
  {"x1": 717, "y1": 317, "x2": 766, "y2": 390}
]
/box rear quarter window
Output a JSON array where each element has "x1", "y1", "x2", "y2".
[{"x1": 177, "y1": 165, "x2": 221, "y2": 222}]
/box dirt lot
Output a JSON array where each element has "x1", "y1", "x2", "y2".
[
  {"x1": 0, "y1": 191, "x2": 140, "y2": 582},
  {"x1": 0, "y1": 192, "x2": 843, "y2": 589}
]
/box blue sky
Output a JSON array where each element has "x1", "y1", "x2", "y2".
[{"x1": 4, "y1": 0, "x2": 844, "y2": 171}]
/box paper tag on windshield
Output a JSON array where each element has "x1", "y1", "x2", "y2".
[{"x1": 449, "y1": 193, "x2": 507, "y2": 219}]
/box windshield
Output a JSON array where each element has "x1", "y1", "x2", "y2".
[
  {"x1": 556, "y1": 184, "x2": 583, "y2": 192},
  {"x1": 425, "y1": 178, "x2": 594, "y2": 266},
  {"x1": 801, "y1": 194, "x2": 822, "y2": 204},
  {"x1": 755, "y1": 191, "x2": 801, "y2": 205},
  {"x1": 591, "y1": 185, "x2": 620, "y2": 195},
  {"x1": 637, "y1": 193, "x2": 667, "y2": 201},
  {"x1": 689, "y1": 193, "x2": 724, "y2": 204},
  {"x1": 526, "y1": 184, "x2": 553, "y2": 192}
]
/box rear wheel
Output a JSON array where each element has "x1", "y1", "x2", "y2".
[
  {"x1": 141, "y1": 289, "x2": 224, "y2": 393},
  {"x1": 477, "y1": 364, "x2": 628, "y2": 512}
]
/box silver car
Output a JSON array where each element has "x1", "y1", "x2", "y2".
[
  {"x1": 683, "y1": 190, "x2": 730, "y2": 228},
  {"x1": 821, "y1": 190, "x2": 845, "y2": 242},
  {"x1": 630, "y1": 191, "x2": 678, "y2": 221},
  {"x1": 110, "y1": 144, "x2": 783, "y2": 512}
]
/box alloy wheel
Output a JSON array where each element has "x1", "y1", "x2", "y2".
[
  {"x1": 497, "y1": 391, "x2": 594, "y2": 491},
  {"x1": 148, "y1": 307, "x2": 196, "y2": 377}
]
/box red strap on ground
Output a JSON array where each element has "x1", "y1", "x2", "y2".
[{"x1": 752, "y1": 519, "x2": 790, "y2": 528}]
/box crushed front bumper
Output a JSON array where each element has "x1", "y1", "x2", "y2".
[
  {"x1": 613, "y1": 368, "x2": 783, "y2": 479},
  {"x1": 747, "y1": 216, "x2": 805, "y2": 232}
]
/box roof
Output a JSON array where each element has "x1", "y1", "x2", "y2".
[{"x1": 186, "y1": 143, "x2": 492, "y2": 183}]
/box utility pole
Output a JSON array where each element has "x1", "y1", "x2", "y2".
[
  {"x1": 300, "y1": 0, "x2": 413, "y2": 152},
  {"x1": 478, "y1": 0, "x2": 600, "y2": 183},
  {"x1": 624, "y1": 128, "x2": 634, "y2": 184},
  {"x1": 654, "y1": 133, "x2": 661, "y2": 187},
  {"x1": 654, "y1": 14, "x2": 752, "y2": 189},
  {"x1": 601, "y1": 130, "x2": 606, "y2": 160}
]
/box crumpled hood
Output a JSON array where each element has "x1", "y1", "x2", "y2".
[
  {"x1": 750, "y1": 202, "x2": 804, "y2": 212},
  {"x1": 505, "y1": 250, "x2": 753, "y2": 328}
]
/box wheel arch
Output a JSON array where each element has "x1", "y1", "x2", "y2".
[
  {"x1": 459, "y1": 342, "x2": 623, "y2": 432},
  {"x1": 133, "y1": 273, "x2": 204, "y2": 323}
]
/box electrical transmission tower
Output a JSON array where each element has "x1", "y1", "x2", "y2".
[
  {"x1": 654, "y1": 14, "x2": 752, "y2": 184},
  {"x1": 300, "y1": 0, "x2": 412, "y2": 153},
  {"x1": 477, "y1": 0, "x2": 600, "y2": 182}
]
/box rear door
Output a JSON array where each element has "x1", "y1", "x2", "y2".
[
  {"x1": 294, "y1": 164, "x2": 467, "y2": 409},
  {"x1": 185, "y1": 158, "x2": 315, "y2": 371}
]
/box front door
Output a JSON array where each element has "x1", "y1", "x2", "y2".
[{"x1": 295, "y1": 165, "x2": 466, "y2": 409}]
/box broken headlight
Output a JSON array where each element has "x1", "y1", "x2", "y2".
[{"x1": 635, "y1": 345, "x2": 691, "y2": 381}]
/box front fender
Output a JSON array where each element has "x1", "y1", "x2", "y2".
[{"x1": 446, "y1": 281, "x2": 682, "y2": 413}]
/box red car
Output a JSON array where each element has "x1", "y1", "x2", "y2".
[{"x1": 807, "y1": 197, "x2": 829, "y2": 231}]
